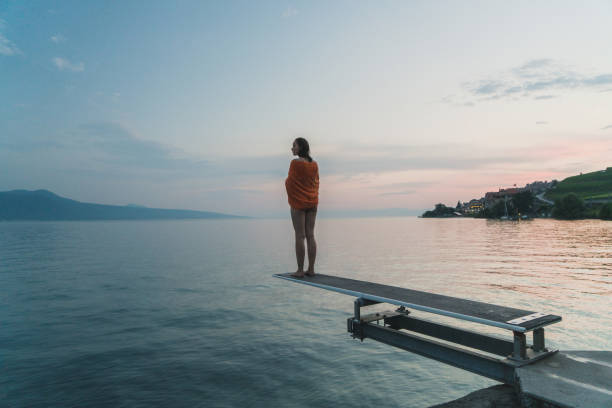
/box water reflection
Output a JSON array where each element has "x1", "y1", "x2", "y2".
[{"x1": 320, "y1": 218, "x2": 612, "y2": 350}]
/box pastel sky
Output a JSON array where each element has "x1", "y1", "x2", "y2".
[{"x1": 2, "y1": 1, "x2": 612, "y2": 216}]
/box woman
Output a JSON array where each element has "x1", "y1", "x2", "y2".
[{"x1": 285, "y1": 138, "x2": 319, "y2": 278}]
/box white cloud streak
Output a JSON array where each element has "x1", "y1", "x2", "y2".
[
  {"x1": 454, "y1": 59, "x2": 612, "y2": 104},
  {"x1": 0, "y1": 19, "x2": 20, "y2": 56},
  {"x1": 0, "y1": 34, "x2": 20, "y2": 55},
  {"x1": 533, "y1": 95, "x2": 556, "y2": 100},
  {"x1": 53, "y1": 57, "x2": 84, "y2": 72}
]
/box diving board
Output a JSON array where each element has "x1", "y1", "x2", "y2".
[
  {"x1": 274, "y1": 273, "x2": 599, "y2": 403},
  {"x1": 274, "y1": 273, "x2": 561, "y2": 332}
]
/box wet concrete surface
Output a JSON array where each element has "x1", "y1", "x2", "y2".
[{"x1": 516, "y1": 351, "x2": 612, "y2": 408}]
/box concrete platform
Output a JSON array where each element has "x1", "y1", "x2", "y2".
[{"x1": 517, "y1": 351, "x2": 612, "y2": 408}]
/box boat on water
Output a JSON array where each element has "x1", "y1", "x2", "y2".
[
  {"x1": 499, "y1": 197, "x2": 512, "y2": 220},
  {"x1": 498, "y1": 197, "x2": 532, "y2": 220}
]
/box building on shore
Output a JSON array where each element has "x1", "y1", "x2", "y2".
[
  {"x1": 485, "y1": 187, "x2": 523, "y2": 208},
  {"x1": 464, "y1": 199, "x2": 484, "y2": 214}
]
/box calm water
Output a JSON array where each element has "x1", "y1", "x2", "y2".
[{"x1": 1, "y1": 218, "x2": 611, "y2": 407}]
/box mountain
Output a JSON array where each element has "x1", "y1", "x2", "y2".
[
  {"x1": 0, "y1": 190, "x2": 245, "y2": 221},
  {"x1": 545, "y1": 167, "x2": 612, "y2": 202}
]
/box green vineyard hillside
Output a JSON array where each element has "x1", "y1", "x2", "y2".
[{"x1": 546, "y1": 167, "x2": 612, "y2": 201}]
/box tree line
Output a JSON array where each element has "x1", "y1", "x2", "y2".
[{"x1": 423, "y1": 191, "x2": 612, "y2": 220}]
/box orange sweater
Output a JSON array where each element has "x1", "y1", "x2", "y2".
[{"x1": 285, "y1": 160, "x2": 319, "y2": 210}]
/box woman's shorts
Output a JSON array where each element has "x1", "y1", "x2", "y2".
[{"x1": 291, "y1": 206, "x2": 317, "y2": 213}]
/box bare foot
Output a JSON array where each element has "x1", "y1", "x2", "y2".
[
  {"x1": 290, "y1": 271, "x2": 305, "y2": 278},
  {"x1": 305, "y1": 270, "x2": 315, "y2": 277}
]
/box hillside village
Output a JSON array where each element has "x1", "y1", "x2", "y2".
[
  {"x1": 457, "y1": 180, "x2": 556, "y2": 215},
  {"x1": 423, "y1": 167, "x2": 612, "y2": 220}
]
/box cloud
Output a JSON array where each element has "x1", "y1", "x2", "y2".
[
  {"x1": 602, "y1": 125, "x2": 612, "y2": 131},
  {"x1": 0, "y1": 20, "x2": 20, "y2": 56},
  {"x1": 282, "y1": 6, "x2": 298, "y2": 18},
  {"x1": 40, "y1": 136, "x2": 602, "y2": 189},
  {"x1": 533, "y1": 95, "x2": 556, "y2": 100},
  {"x1": 69, "y1": 123, "x2": 208, "y2": 172},
  {"x1": 319, "y1": 154, "x2": 526, "y2": 176},
  {"x1": 456, "y1": 59, "x2": 612, "y2": 104},
  {"x1": 50, "y1": 34, "x2": 66, "y2": 43},
  {"x1": 582, "y1": 74, "x2": 612, "y2": 86},
  {"x1": 0, "y1": 34, "x2": 20, "y2": 55},
  {"x1": 1, "y1": 122, "x2": 222, "y2": 203},
  {"x1": 53, "y1": 57, "x2": 84, "y2": 72},
  {"x1": 512, "y1": 59, "x2": 554, "y2": 77},
  {"x1": 470, "y1": 80, "x2": 505, "y2": 95},
  {"x1": 503, "y1": 86, "x2": 523, "y2": 94},
  {"x1": 122, "y1": 141, "x2": 538, "y2": 185}
]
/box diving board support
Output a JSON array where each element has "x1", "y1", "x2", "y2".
[
  {"x1": 356, "y1": 318, "x2": 517, "y2": 384},
  {"x1": 346, "y1": 297, "x2": 557, "y2": 386},
  {"x1": 274, "y1": 273, "x2": 560, "y2": 386},
  {"x1": 349, "y1": 307, "x2": 556, "y2": 386},
  {"x1": 383, "y1": 314, "x2": 514, "y2": 356},
  {"x1": 533, "y1": 328, "x2": 545, "y2": 352},
  {"x1": 513, "y1": 332, "x2": 527, "y2": 360},
  {"x1": 354, "y1": 297, "x2": 380, "y2": 323}
]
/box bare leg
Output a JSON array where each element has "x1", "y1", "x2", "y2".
[
  {"x1": 305, "y1": 209, "x2": 317, "y2": 276},
  {"x1": 290, "y1": 208, "x2": 306, "y2": 277}
]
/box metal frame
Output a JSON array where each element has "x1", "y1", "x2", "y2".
[{"x1": 347, "y1": 297, "x2": 558, "y2": 385}]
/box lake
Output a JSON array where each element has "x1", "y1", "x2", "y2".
[{"x1": 1, "y1": 218, "x2": 611, "y2": 407}]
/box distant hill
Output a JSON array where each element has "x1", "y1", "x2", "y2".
[
  {"x1": 545, "y1": 167, "x2": 612, "y2": 201},
  {"x1": 0, "y1": 190, "x2": 245, "y2": 221}
]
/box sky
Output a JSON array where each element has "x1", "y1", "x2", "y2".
[{"x1": 1, "y1": 1, "x2": 612, "y2": 217}]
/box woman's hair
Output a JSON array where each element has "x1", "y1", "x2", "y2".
[{"x1": 294, "y1": 137, "x2": 313, "y2": 162}]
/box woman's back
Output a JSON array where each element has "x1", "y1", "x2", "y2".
[{"x1": 286, "y1": 159, "x2": 319, "y2": 210}]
